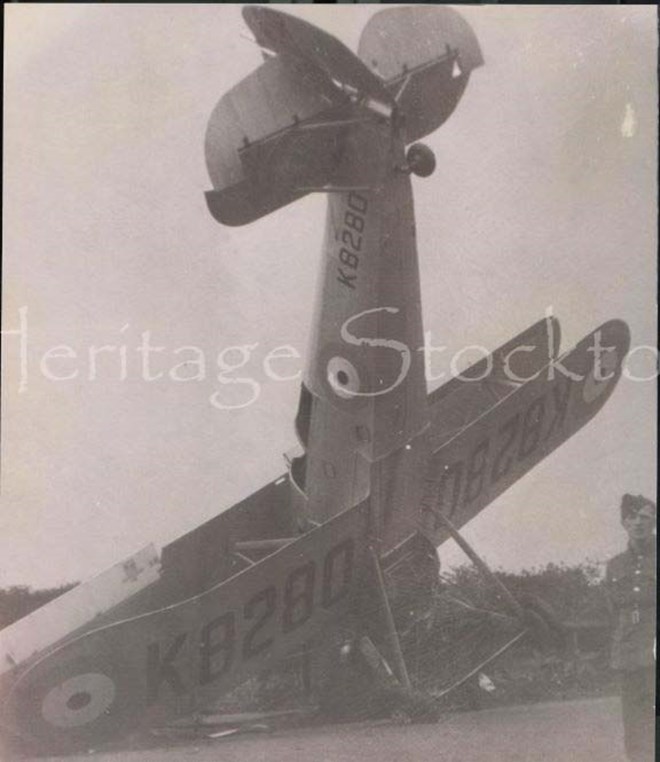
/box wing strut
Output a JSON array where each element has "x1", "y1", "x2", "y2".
[
  {"x1": 363, "y1": 547, "x2": 412, "y2": 691},
  {"x1": 430, "y1": 510, "x2": 524, "y2": 620}
]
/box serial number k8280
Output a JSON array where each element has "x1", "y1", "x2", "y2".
[
  {"x1": 430, "y1": 377, "x2": 572, "y2": 526},
  {"x1": 145, "y1": 537, "x2": 356, "y2": 703},
  {"x1": 336, "y1": 192, "x2": 368, "y2": 290}
]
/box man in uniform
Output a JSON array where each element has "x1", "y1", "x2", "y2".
[{"x1": 605, "y1": 494, "x2": 656, "y2": 761}]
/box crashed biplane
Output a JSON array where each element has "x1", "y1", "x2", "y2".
[{"x1": 0, "y1": 6, "x2": 629, "y2": 752}]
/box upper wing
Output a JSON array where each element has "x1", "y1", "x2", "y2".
[
  {"x1": 419, "y1": 319, "x2": 630, "y2": 542},
  {"x1": 427, "y1": 316, "x2": 561, "y2": 452}
]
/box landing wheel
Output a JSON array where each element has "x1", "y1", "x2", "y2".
[{"x1": 406, "y1": 143, "x2": 436, "y2": 178}]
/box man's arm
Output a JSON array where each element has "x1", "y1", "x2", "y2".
[{"x1": 603, "y1": 561, "x2": 616, "y2": 622}]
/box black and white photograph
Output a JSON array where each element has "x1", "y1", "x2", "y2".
[{"x1": 1, "y1": 4, "x2": 656, "y2": 761}]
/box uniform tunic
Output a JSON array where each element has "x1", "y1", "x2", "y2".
[
  {"x1": 606, "y1": 542, "x2": 656, "y2": 671},
  {"x1": 605, "y1": 541, "x2": 656, "y2": 762}
]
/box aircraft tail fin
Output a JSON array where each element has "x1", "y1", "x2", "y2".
[
  {"x1": 206, "y1": 7, "x2": 483, "y2": 226},
  {"x1": 358, "y1": 7, "x2": 484, "y2": 143}
]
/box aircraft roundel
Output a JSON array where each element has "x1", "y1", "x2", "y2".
[
  {"x1": 9, "y1": 650, "x2": 140, "y2": 752},
  {"x1": 41, "y1": 672, "x2": 116, "y2": 729},
  {"x1": 327, "y1": 356, "x2": 362, "y2": 399},
  {"x1": 317, "y1": 342, "x2": 371, "y2": 411}
]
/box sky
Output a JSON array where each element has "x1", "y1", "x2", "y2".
[{"x1": 2, "y1": 4, "x2": 657, "y2": 589}]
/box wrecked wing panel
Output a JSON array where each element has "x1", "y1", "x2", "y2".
[
  {"x1": 420, "y1": 319, "x2": 629, "y2": 542},
  {"x1": 2, "y1": 502, "x2": 369, "y2": 751}
]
